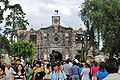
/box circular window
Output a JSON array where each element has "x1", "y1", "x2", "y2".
[
  {"x1": 53, "y1": 34, "x2": 61, "y2": 44},
  {"x1": 54, "y1": 37, "x2": 59, "y2": 41}
]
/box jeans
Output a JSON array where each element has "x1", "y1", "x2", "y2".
[{"x1": 72, "y1": 75, "x2": 80, "y2": 80}]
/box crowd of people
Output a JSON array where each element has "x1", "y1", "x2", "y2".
[{"x1": 0, "y1": 58, "x2": 120, "y2": 80}]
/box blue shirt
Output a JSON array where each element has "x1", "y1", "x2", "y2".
[
  {"x1": 94, "y1": 70, "x2": 108, "y2": 80},
  {"x1": 79, "y1": 68, "x2": 83, "y2": 74},
  {"x1": 49, "y1": 71, "x2": 67, "y2": 80},
  {"x1": 71, "y1": 65, "x2": 79, "y2": 75}
]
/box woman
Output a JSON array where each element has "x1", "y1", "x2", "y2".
[
  {"x1": 12, "y1": 64, "x2": 26, "y2": 80},
  {"x1": 93, "y1": 62, "x2": 108, "y2": 80},
  {"x1": 44, "y1": 63, "x2": 51, "y2": 80},
  {"x1": 81, "y1": 63, "x2": 90, "y2": 80},
  {"x1": 0, "y1": 64, "x2": 7, "y2": 80},
  {"x1": 33, "y1": 61, "x2": 45, "y2": 80},
  {"x1": 27, "y1": 66, "x2": 34, "y2": 80},
  {"x1": 91, "y1": 61, "x2": 99, "y2": 79}
]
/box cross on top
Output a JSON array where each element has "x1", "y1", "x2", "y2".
[{"x1": 54, "y1": 10, "x2": 59, "y2": 14}]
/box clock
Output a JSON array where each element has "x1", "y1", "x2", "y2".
[
  {"x1": 52, "y1": 16, "x2": 60, "y2": 25},
  {"x1": 54, "y1": 18, "x2": 58, "y2": 24}
]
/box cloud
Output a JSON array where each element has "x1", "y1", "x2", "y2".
[{"x1": 8, "y1": 0, "x2": 85, "y2": 30}]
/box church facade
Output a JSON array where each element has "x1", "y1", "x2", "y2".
[{"x1": 18, "y1": 15, "x2": 87, "y2": 61}]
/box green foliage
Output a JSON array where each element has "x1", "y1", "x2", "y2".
[
  {"x1": 10, "y1": 40, "x2": 36, "y2": 59},
  {"x1": 0, "y1": 36, "x2": 10, "y2": 52},
  {"x1": 4, "y1": 3, "x2": 29, "y2": 43},
  {"x1": 0, "y1": 0, "x2": 9, "y2": 23},
  {"x1": 75, "y1": 54, "x2": 82, "y2": 62},
  {"x1": 81, "y1": 0, "x2": 120, "y2": 57}
]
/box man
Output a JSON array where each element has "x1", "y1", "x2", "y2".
[
  {"x1": 49, "y1": 62, "x2": 67, "y2": 80},
  {"x1": 5, "y1": 63, "x2": 14, "y2": 80},
  {"x1": 103, "y1": 58, "x2": 120, "y2": 80},
  {"x1": 63, "y1": 59, "x2": 71, "y2": 80},
  {"x1": 71, "y1": 61, "x2": 80, "y2": 80}
]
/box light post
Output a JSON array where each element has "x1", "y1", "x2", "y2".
[{"x1": 75, "y1": 33, "x2": 85, "y2": 61}]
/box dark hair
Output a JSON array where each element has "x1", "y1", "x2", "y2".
[
  {"x1": 46, "y1": 64, "x2": 51, "y2": 68},
  {"x1": 0, "y1": 64, "x2": 5, "y2": 72},
  {"x1": 73, "y1": 61, "x2": 77, "y2": 65},
  {"x1": 30, "y1": 66, "x2": 34, "y2": 69},
  {"x1": 16, "y1": 64, "x2": 25, "y2": 74},
  {"x1": 16, "y1": 59, "x2": 21, "y2": 62},
  {"x1": 92, "y1": 61, "x2": 97, "y2": 67},
  {"x1": 105, "y1": 58, "x2": 119, "y2": 73},
  {"x1": 80, "y1": 64, "x2": 84, "y2": 68},
  {"x1": 66, "y1": 59, "x2": 69, "y2": 64},
  {"x1": 53, "y1": 62, "x2": 60, "y2": 67},
  {"x1": 99, "y1": 62, "x2": 105, "y2": 71},
  {"x1": 84, "y1": 63, "x2": 90, "y2": 68},
  {"x1": 36, "y1": 61, "x2": 41, "y2": 67}
]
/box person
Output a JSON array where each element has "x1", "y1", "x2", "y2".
[
  {"x1": 27, "y1": 66, "x2": 34, "y2": 80},
  {"x1": 49, "y1": 62, "x2": 67, "y2": 80},
  {"x1": 12, "y1": 64, "x2": 26, "y2": 80},
  {"x1": 79, "y1": 63, "x2": 84, "y2": 80},
  {"x1": 79, "y1": 63, "x2": 84, "y2": 74},
  {"x1": 44, "y1": 63, "x2": 51, "y2": 80},
  {"x1": 118, "y1": 58, "x2": 120, "y2": 74},
  {"x1": 93, "y1": 62, "x2": 108, "y2": 80},
  {"x1": 71, "y1": 61, "x2": 80, "y2": 80},
  {"x1": 0, "y1": 64, "x2": 7, "y2": 80},
  {"x1": 13, "y1": 59, "x2": 21, "y2": 72},
  {"x1": 63, "y1": 59, "x2": 71, "y2": 80},
  {"x1": 103, "y1": 58, "x2": 120, "y2": 80},
  {"x1": 5, "y1": 63, "x2": 14, "y2": 80},
  {"x1": 91, "y1": 61, "x2": 99, "y2": 79},
  {"x1": 33, "y1": 61, "x2": 45, "y2": 80},
  {"x1": 118, "y1": 64, "x2": 120, "y2": 74},
  {"x1": 81, "y1": 63, "x2": 90, "y2": 80}
]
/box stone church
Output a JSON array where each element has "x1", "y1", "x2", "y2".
[{"x1": 18, "y1": 15, "x2": 86, "y2": 61}]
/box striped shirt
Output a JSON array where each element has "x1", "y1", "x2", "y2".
[{"x1": 13, "y1": 71, "x2": 25, "y2": 80}]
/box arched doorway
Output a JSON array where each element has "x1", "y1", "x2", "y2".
[{"x1": 50, "y1": 50, "x2": 62, "y2": 61}]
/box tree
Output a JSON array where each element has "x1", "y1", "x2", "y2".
[
  {"x1": 10, "y1": 40, "x2": 36, "y2": 60},
  {"x1": 4, "y1": 4, "x2": 29, "y2": 43},
  {"x1": 0, "y1": 36, "x2": 10, "y2": 52},
  {"x1": 80, "y1": 0, "x2": 120, "y2": 57},
  {"x1": 0, "y1": 36, "x2": 10, "y2": 62},
  {"x1": 0, "y1": 0, "x2": 9, "y2": 23}
]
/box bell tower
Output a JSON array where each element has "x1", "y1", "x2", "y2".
[
  {"x1": 52, "y1": 10, "x2": 60, "y2": 26},
  {"x1": 52, "y1": 16, "x2": 60, "y2": 25}
]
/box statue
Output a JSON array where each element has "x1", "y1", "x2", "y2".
[{"x1": 50, "y1": 50, "x2": 62, "y2": 61}]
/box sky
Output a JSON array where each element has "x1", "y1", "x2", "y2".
[{"x1": 7, "y1": 0, "x2": 85, "y2": 30}]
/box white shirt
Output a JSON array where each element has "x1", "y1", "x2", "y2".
[
  {"x1": 5, "y1": 67, "x2": 14, "y2": 80},
  {"x1": 81, "y1": 68, "x2": 90, "y2": 80},
  {"x1": 103, "y1": 73, "x2": 120, "y2": 80}
]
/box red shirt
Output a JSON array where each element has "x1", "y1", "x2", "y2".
[{"x1": 91, "y1": 66, "x2": 99, "y2": 76}]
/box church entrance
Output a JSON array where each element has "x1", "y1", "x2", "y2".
[{"x1": 49, "y1": 50, "x2": 62, "y2": 61}]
